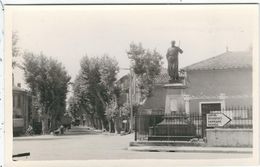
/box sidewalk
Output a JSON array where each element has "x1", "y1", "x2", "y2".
[
  {"x1": 13, "y1": 126, "x2": 100, "y2": 140},
  {"x1": 128, "y1": 141, "x2": 253, "y2": 153},
  {"x1": 13, "y1": 134, "x2": 59, "y2": 141}
]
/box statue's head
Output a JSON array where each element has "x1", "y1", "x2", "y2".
[{"x1": 171, "y1": 40, "x2": 176, "y2": 47}]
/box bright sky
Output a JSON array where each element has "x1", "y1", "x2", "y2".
[{"x1": 11, "y1": 5, "x2": 257, "y2": 88}]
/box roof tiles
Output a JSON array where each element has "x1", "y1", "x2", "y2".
[{"x1": 183, "y1": 51, "x2": 252, "y2": 71}]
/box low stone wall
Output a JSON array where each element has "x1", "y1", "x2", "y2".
[{"x1": 206, "y1": 128, "x2": 252, "y2": 147}]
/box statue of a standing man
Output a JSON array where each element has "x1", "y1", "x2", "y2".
[{"x1": 166, "y1": 40, "x2": 183, "y2": 83}]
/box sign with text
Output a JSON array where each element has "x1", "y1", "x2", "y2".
[{"x1": 207, "y1": 113, "x2": 231, "y2": 127}]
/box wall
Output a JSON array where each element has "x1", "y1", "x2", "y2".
[
  {"x1": 13, "y1": 89, "x2": 31, "y2": 134},
  {"x1": 185, "y1": 68, "x2": 252, "y2": 114},
  {"x1": 186, "y1": 69, "x2": 252, "y2": 96},
  {"x1": 206, "y1": 128, "x2": 252, "y2": 147},
  {"x1": 140, "y1": 85, "x2": 166, "y2": 112},
  {"x1": 140, "y1": 68, "x2": 252, "y2": 114}
]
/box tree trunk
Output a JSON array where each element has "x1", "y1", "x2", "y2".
[
  {"x1": 96, "y1": 119, "x2": 99, "y2": 129},
  {"x1": 50, "y1": 117, "x2": 58, "y2": 132},
  {"x1": 90, "y1": 114, "x2": 95, "y2": 128},
  {"x1": 86, "y1": 116, "x2": 90, "y2": 127},
  {"x1": 41, "y1": 114, "x2": 49, "y2": 135},
  {"x1": 113, "y1": 118, "x2": 118, "y2": 134},
  {"x1": 101, "y1": 119, "x2": 105, "y2": 131},
  {"x1": 94, "y1": 118, "x2": 97, "y2": 129},
  {"x1": 98, "y1": 119, "x2": 101, "y2": 130},
  {"x1": 108, "y1": 120, "x2": 112, "y2": 133}
]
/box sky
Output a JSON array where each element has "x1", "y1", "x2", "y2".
[{"x1": 11, "y1": 5, "x2": 258, "y2": 89}]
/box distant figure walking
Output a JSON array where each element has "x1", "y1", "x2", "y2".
[
  {"x1": 60, "y1": 125, "x2": 64, "y2": 135},
  {"x1": 166, "y1": 40, "x2": 183, "y2": 83}
]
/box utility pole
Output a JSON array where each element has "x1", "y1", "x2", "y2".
[
  {"x1": 129, "y1": 69, "x2": 134, "y2": 132},
  {"x1": 120, "y1": 67, "x2": 135, "y2": 133}
]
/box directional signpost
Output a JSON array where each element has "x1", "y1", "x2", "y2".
[{"x1": 207, "y1": 113, "x2": 232, "y2": 127}]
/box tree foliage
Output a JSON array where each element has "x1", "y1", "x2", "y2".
[
  {"x1": 12, "y1": 32, "x2": 20, "y2": 68},
  {"x1": 127, "y1": 42, "x2": 163, "y2": 100},
  {"x1": 119, "y1": 103, "x2": 130, "y2": 117},
  {"x1": 105, "y1": 100, "x2": 118, "y2": 121},
  {"x1": 23, "y1": 52, "x2": 71, "y2": 132},
  {"x1": 70, "y1": 54, "x2": 119, "y2": 129}
]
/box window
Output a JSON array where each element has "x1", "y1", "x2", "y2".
[{"x1": 17, "y1": 94, "x2": 21, "y2": 108}]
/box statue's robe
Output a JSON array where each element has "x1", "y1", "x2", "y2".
[{"x1": 166, "y1": 46, "x2": 183, "y2": 81}]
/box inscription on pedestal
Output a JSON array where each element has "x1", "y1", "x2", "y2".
[
  {"x1": 164, "y1": 83, "x2": 187, "y2": 114},
  {"x1": 170, "y1": 99, "x2": 178, "y2": 112}
]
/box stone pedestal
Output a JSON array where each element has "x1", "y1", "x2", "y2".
[
  {"x1": 147, "y1": 83, "x2": 196, "y2": 141},
  {"x1": 164, "y1": 83, "x2": 187, "y2": 114}
]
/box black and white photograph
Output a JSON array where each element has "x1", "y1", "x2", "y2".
[{"x1": 4, "y1": 3, "x2": 259, "y2": 166}]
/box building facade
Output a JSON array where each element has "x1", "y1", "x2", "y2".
[
  {"x1": 116, "y1": 73, "x2": 141, "y2": 107},
  {"x1": 13, "y1": 84, "x2": 32, "y2": 136},
  {"x1": 141, "y1": 50, "x2": 252, "y2": 113},
  {"x1": 139, "y1": 50, "x2": 252, "y2": 136},
  {"x1": 183, "y1": 51, "x2": 252, "y2": 115}
]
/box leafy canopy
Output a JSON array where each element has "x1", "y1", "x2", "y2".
[
  {"x1": 70, "y1": 54, "x2": 119, "y2": 120},
  {"x1": 23, "y1": 52, "x2": 71, "y2": 117},
  {"x1": 127, "y1": 42, "x2": 163, "y2": 99}
]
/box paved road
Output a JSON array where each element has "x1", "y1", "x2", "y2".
[{"x1": 13, "y1": 127, "x2": 252, "y2": 160}]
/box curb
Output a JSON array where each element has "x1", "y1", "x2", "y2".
[
  {"x1": 130, "y1": 141, "x2": 206, "y2": 147},
  {"x1": 128, "y1": 146, "x2": 253, "y2": 153}
]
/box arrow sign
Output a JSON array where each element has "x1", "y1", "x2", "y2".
[{"x1": 207, "y1": 113, "x2": 232, "y2": 127}]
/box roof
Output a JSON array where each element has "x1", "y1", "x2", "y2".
[
  {"x1": 13, "y1": 86, "x2": 26, "y2": 92},
  {"x1": 116, "y1": 74, "x2": 129, "y2": 82},
  {"x1": 13, "y1": 86, "x2": 30, "y2": 94},
  {"x1": 153, "y1": 51, "x2": 252, "y2": 84},
  {"x1": 183, "y1": 51, "x2": 252, "y2": 71}
]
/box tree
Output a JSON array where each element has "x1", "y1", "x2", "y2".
[
  {"x1": 70, "y1": 54, "x2": 119, "y2": 130},
  {"x1": 67, "y1": 96, "x2": 80, "y2": 118},
  {"x1": 119, "y1": 103, "x2": 130, "y2": 117},
  {"x1": 118, "y1": 103, "x2": 131, "y2": 133},
  {"x1": 12, "y1": 32, "x2": 20, "y2": 68},
  {"x1": 23, "y1": 52, "x2": 71, "y2": 134},
  {"x1": 99, "y1": 55, "x2": 119, "y2": 91},
  {"x1": 127, "y1": 42, "x2": 163, "y2": 100},
  {"x1": 105, "y1": 100, "x2": 119, "y2": 133}
]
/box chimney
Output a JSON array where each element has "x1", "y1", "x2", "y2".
[{"x1": 17, "y1": 83, "x2": 21, "y2": 88}]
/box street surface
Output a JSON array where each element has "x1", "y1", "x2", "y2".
[{"x1": 13, "y1": 126, "x2": 252, "y2": 160}]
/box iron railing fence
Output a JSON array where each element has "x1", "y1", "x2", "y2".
[
  {"x1": 135, "y1": 106, "x2": 252, "y2": 141},
  {"x1": 208, "y1": 106, "x2": 253, "y2": 129},
  {"x1": 135, "y1": 112, "x2": 202, "y2": 141}
]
